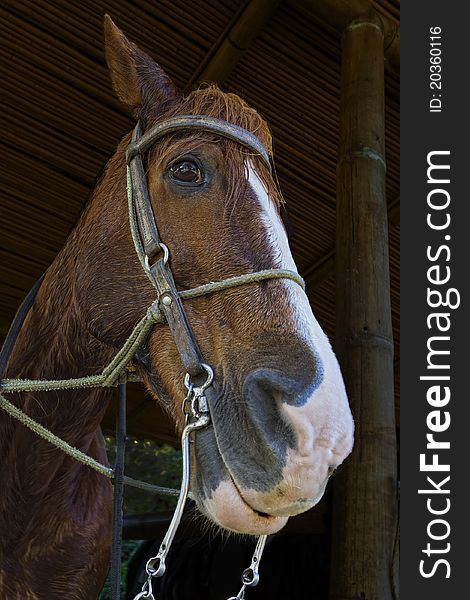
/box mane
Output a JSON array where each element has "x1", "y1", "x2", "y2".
[{"x1": 144, "y1": 85, "x2": 283, "y2": 207}]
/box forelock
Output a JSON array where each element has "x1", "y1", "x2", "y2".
[{"x1": 145, "y1": 85, "x2": 282, "y2": 207}]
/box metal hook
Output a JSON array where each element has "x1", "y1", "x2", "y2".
[
  {"x1": 134, "y1": 593, "x2": 154, "y2": 600},
  {"x1": 133, "y1": 577, "x2": 155, "y2": 600}
]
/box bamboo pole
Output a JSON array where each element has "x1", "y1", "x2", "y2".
[
  {"x1": 291, "y1": 0, "x2": 399, "y2": 73},
  {"x1": 330, "y1": 18, "x2": 398, "y2": 600}
]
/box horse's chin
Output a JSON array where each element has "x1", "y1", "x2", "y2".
[{"x1": 194, "y1": 477, "x2": 288, "y2": 536}]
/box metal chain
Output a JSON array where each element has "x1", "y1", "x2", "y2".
[
  {"x1": 133, "y1": 365, "x2": 213, "y2": 600},
  {"x1": 227, "y1": 535, "x2": 268, "y2": 600}
]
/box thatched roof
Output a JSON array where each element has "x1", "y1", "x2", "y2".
[{"x1": 0, "y1": 0, "x2": 399, "y2": 443}]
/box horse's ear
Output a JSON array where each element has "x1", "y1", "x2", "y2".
[{"x1": 103, "y1": 15, "x2": 180, "y2": 118}]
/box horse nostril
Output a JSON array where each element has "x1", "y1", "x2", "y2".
[
  {"x1": 245, "y1": 370, "x2": 286, "y2": 407},
  {"x1": 241, "y1": 368, "x2": 298, "y2": 455},
  {"x1": 243, "y1": 367, "x2": 312, "y2": 408}
]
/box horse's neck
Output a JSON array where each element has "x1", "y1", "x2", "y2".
[
  {"x1": 1, "y1": 145, "x2": 130, "y2": 451},
  {"x1": 2, "y1": 260, "x2": 116, "y2": 442},
  {"x1": 3, "y1": 148, "x2": 127, "y2": 390}
]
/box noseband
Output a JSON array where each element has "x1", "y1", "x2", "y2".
[{"x1": 0, "y1": 115, "x2": 305, "y2": 600}]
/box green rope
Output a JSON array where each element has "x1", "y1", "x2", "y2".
[
  {"x1": 127, "y1": 165, "x2": 148, "y2": 275},
  {"x1": 123, "y1": 475, "x2": 186, "y2": 499},
  {"x1": 0, "y1": 374, "x2": 107, "y2": 394},
  {"x1": 0, "y1": 391, "x2": 186, "y2": 499},
  {"x1": 0, "y1": 269, "x2": 304, "y2": 395},
  {"x1": 180, "y1": 268, "x2": 305, "y2": 301},
  {"x1": 0, "y1": 300, "x2": 163, "y2": 394},
  {"x1": 0, "y1": 391, "x2": 112, "y2": 476},
  {"x1": 127, "y1": 165, "x2": 160, "y2": 292},
  {"x1": 101, "y1": 300, "x2": 163, "y2": 384}
]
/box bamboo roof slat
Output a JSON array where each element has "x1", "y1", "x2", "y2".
[{"x1": 0, "y1": 0, "x2": 400, "y2": 439}]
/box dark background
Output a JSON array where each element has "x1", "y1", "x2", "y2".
[{"x1": 401, "y1": 1, "x2": 469, "y2": 596}]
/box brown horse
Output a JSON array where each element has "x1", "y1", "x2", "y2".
[{"x1": 0, "y1": 17, "x2": 354, "y2": 599}]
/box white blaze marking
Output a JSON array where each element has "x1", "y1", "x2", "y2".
[
  {"x1": 246, "y1": 162, "x2": 354, "y2": 465},
  {"x1": 247, "y1": 163, "x2": 297, "y2": 272},
  {"x1": 247, "y1": 161, "x2": 315, "y2": 344}
]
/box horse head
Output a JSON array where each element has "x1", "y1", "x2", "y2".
[{"x1": 93, "y1": 17, "x2": 354, "y2": 536}]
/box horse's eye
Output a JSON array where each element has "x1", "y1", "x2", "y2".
[{"x1": 169, "y1": 160, "x2": 203, "y2": 184}]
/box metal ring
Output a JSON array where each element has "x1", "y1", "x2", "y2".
[
  {"x1": 146, "y1": 556, "x2": 166, "y2": 578},
  {"x1": 242, "y1": 567, "x2": 259, "y2": 586},
  {"x1": 184, "y1": 363, "x2": 214, "y2": 392},
  {"x1": 133, "y1": 592, "x2": 154, "y2": 600},
  {"x1": 144, "y1": 244, "x2": 169, "y2": 273},
  {"x1": 158, "y1": 243, "x2": 169, "y2": 265}
]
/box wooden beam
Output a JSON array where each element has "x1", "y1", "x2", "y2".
[
  {"x1": 330, "y1": 18, "x2": 398, "y2": 600},
  {"x1": 304, "y1": 195, "x2": 399, "y2": 288},
  {"x1": 291, "y1": 0, "x2": 399, "y2": 73},
  {"x1": 304, "y1": 250, "x2": 335, "y2": 289},
  {"x1": 185, "y1": 0, "x2": 282, "y2": 90}
]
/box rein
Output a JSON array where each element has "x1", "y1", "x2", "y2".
[{"x1": 0, "y1": 115, "x2": 305, "y2": 600}]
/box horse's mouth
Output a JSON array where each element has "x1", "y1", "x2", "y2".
[
  {"x1": 140, "y1": 368, "x2": 315, "y2": 533},
  {"x1": 187, "y1": 415, "x2": 287, "y2": 534},
  {"x1": 190, "y1": 411, "x2": 331, "y2": 534},
  {"x1": 196, "y1": 472, "x2": 289, "y2": 536}
]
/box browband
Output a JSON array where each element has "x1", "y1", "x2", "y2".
[{"x1": 125, "y1": 115, "x2": 271, "y2": 171}]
